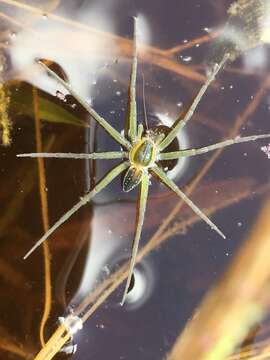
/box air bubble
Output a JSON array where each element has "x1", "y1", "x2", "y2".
[
  {"x1": 123, "y1": 260, "x2": 155, "y2": 310},
  {"x1": 56, "y1": 90, "x2": 66, "y2": 102},
  {"x1": 182, "y1": 56, "x2": 192, "y2": 63},
  {"x1": 96, "y1": 323, "x2": 105, "y2": 329},
  {"x1": 103, "y1": 265, "x2": 110, "y2": 276},
  {"x1": 60, "y1": 342, "x2": 77, "y2": 355}
]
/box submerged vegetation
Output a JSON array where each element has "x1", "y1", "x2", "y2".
[{"x1": 0, "y1": 54, "x2": 11, "y2": 146}]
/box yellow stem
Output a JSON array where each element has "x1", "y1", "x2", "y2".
[
  {"x1": 34, "y1": 325, "x2": 69, "y2": 360},
  {"x1": 32, "y1": 87, "x2": 52, "y2": 347}
]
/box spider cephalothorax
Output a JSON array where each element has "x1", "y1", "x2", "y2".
[
  {"x1": 123, "y1": 128, "x2": 161, "y2": 192},
  {"x1": 18, "y1": 17, "x2": 270, "y2": 305}
]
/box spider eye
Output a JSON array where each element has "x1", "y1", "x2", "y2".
[{"x1": 122, "y1": 166, "x2": 143, "y2": 192}]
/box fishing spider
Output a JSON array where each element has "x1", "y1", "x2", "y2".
[{"x1": 18, "y1": 18, "x2": 270, "y2": 305}]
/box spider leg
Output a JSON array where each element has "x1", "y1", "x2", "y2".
[
  {"x1": 37, "y1": 61, "x2": 131, "y2": 150},
  {"x1": 23, "y1": 161, "x2": 129, "y2": 260},
  {"x1": 137, "y1": 123, "x2": 144, "y2": 139},
  {"x1": 17, "y1": 151, "x2": 128, "y2": 159},
  {"x1": 121, "y1": 171, "x2": 149, "y2": 306},
  {"x1": 158, "y1": 53, "x2": 230, "y2": 152},
  {"x1": 159, "y1": 133, "x2": 270, "y2": 160},
  {"x1": 126, "y1": 17, "x2": 138, "y2": 144},
  {"x1": 151, "y1": 165, "x2": 226, "y2": 239}
]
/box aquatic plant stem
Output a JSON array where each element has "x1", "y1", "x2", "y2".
[
  {"x1": 166, "y1": 196, "x2": 270, "y2": 360},
  {"x1": 32, "y1": 180, "x2": 269, "y2": 360},
  {"x1": 0, "y1": 0, "x2": 207, "y2": 83},
  {"x1": 0, "y1": 78, "x2": 11, "y2": 145},
  {"x1": 34, "y1": 324, "x2": 70, "y2": 360},
  {"x1": 32, "y1": 87, "x2": 52, "y2": 347}
]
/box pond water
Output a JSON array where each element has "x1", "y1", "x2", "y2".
[{"x1": 0, "y1": 0, "x2": 270, "y2": 359}]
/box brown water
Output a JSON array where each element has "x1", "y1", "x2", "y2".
[{"x1": 0, "y1": 0, "x2": 270, "y2": 359}]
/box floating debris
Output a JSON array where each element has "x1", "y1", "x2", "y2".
[
  {"x1": 208, "y1": 0, "x2": 270, "y2": 64},
  {"x1": 0, "y1": 54, "x2": 11, "y2": 146},
  {"x1": 261, "y1": 143, "x2": 270, "y2": 158}
]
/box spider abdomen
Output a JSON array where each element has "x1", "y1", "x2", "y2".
[{"x1": 123, "y1": 166, "x2": 143, "y2": 192}]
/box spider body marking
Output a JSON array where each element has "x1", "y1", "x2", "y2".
[
  {"x1": 130, "y1": 136, "x2": 156, "y2": 168},
  {"x1": 17, "y1": 17, "x2": 270, "y2": 306},
  {"x1": 123, "y1": 130, "x2": 158, "y2": 192}
]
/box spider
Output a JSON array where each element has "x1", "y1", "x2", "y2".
[{"x1": 18, "y1": 17, "x2": 270, "y2": 305}]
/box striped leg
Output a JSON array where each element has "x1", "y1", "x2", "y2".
[
  {"x1": 38, "y1": 61, "x2": 131, "y2": 149},
  {"x1": 17, "y1": 151, "x2": 127, "y2": 160},
  {"x1": 24, "y1": 161, "x2": 129, "y2": 259},
  {"x1": 152, "y1": 166, "x2": 226, "y2": 239},
  {"x1": 126, "y1": 17, "x2": 138, "y2": 143},
  {"x1": 159, "y1": 133, "x2": 270, "y2": 160},
  {"x1": 158, "y1": 53, "x2": 230, "y2": 152},
  {"x1": 121, "y1": 172, "x2": 149, "y2": 305}
]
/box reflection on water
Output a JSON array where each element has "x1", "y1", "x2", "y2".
[{"x1": 0, "y1": 0, "x2": 270, "y2": 359}]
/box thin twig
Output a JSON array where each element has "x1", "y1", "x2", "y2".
[
  {"x1": 162, "y1": 31, "x2": 219, "y2": 56},
  {"x1": 0, "y1": 0, "x2": 207, "y2": 84},
  {"x1": 74, "y1": 179, "x2": 268, "y2": 320},
  {"x1": 166, "y1": 196, "x2": 270, "y2": 360}
]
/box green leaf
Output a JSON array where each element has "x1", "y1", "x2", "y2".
[{"x1": 9, "y1": 82, "x2": 89, "y2": 127}]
